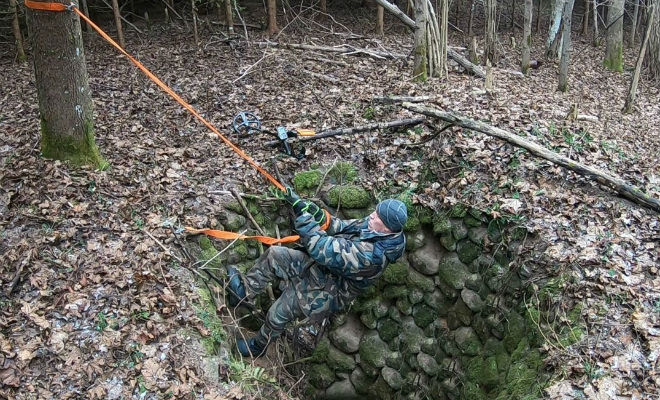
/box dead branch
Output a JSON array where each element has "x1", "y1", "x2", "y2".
[
  {"x1": 300, "y1": 69, "x2": 341, "y2": 83},
  {"x1": 230, "y1": 187, "x2": 266, "y2": 236},
  {"x1": 373, "y1": 95, "x2": 435, "y2": 104},
  {"x1": 254, "y1": 41, "x2": 405, "y2": 59},
  {"x1": 403, "y1": 102, "x2": 660, "y2": 213},
  {"x1": 447, "y1": 48, "x2": 486, "y2": 78},
  {"x1": 264, "y1": 118, "x2": 425, "y2": 147}
]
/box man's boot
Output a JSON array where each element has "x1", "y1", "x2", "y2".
[
  {"x1": 226, "y1": 265, "x2": 247, "y2": 307},
  {"x1": 236, "y1": 336, "x2": 268, "y2": 358}
]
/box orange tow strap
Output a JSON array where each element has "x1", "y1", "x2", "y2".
[{"x1": 25, "y1": 1, "x2": 332, "y2": 246}]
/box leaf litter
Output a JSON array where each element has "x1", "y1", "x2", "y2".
[{"x1": 1, "y1": 10, "x2": 659, "y2": 400}]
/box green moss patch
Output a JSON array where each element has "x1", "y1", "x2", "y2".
[{"x1": 327, "y1": 185, "x2": 372, "y2": 209}]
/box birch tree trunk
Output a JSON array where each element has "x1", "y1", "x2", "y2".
[
  {"x1": 536, "y1": 0, "x2": 542, "y2": 33},
  {"x1": 225, "y1": 0, "x2": 234, "y2": 35},
  {"x1": 558, "y1": 0, "x2": 576, "y2": 91},
  {"x1": 604, "y1": 0, "x2": 624, "y2": 71},
  {"x1": 522, "y1": 0, "x2": 533, "y2": 73},
  {"x1": 28, "y1": 0, "x2": 104, "y2": 167},
  {"x1": 439, "y1": 0, "x2": 449, "y2": 78},
  {"x1": 546, "y1": 0, "x2": 565, "y2": 58},
  {"x1": 485, "y1": 0, "x2": 498, "y2": 64},
  {"x1": 624, "y1": 2, "x2": 655, "y2": 112},
  {"x1": 9, "y1": 0, "x2": 26, "y2": 62},
  {"x1": 111, "y1": 0, "x2": 125, "y2": 48},
  {"x1": 413, "y1": 0, "x2": 428, "y2": 79}
]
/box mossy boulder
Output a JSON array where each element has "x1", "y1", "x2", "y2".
[
  {"x1": 412, "y1": 304, "x2": 435, "y2": 329},
  {"x1": 454, "y1": 327, "x2": 482, "y2": 356},
  {"x1": 378, "y1": 318, "x2": 400, "y2": 343},
  {"x1": 383, "y1": 260, "x2": 410, "y2": 284},
  {"x1": 325, "y1": 378, "x2": 359, "y2": 400},
  {"x1": 358, "y1": 331, "x2": 389, "y2": 369},
  {"x1": 503, "y1": 311, "x2": 527, "y2": 353},
  {"x1": 423, "y1": 290, "x2": 448, "y2": 311},
  {"x1": 433, "y1": 214, "x2": 452, "y2": 235},
  {"x1": 457, "y1": 239, "x2": 481, "y2": 264},
  {"x1": 382, "y1": 285, "x2": 408, "y2": 300},
  {"x1": 293, "y1": 169, "x2": 322, "y2": 195},
  {"x1": 385, "y1": 351, "x2": 403, "y2": 369},
  {"x1": 408, "y1": 288, "x2": 424, "y2": 304},
  {"x1": 451, "y1": 219, "x2": 468, "y2": 240},
  {"x1": 327, "y1": 185, "x2": 372, "y2": 209},
  {"x1": 460, "y1": 288, "x2": 485, "y2": 312},
  {"x1": 396, "y1": 298, "x2": 412, "y2": 315},
  {"x1": 309, "y1": 363, "x2": 335, "y2": 389},
  {"x1": 461, "y1": 381, "x2": 488, "y2": 400},
  {"x1": 342, "y1": 208, "x2": 371, "y2": 220},
  {"x1": 360, "y1": 310, "x2": 378, "y2": 329},
  {"x1": 449, "y1": 203, "x2": 468, "y2": 218},
  {"x1": 417, "y1": 352, "x2": 440, "y2": 376},
  {"x1": 439, "y1": 233, "x2": 457, "y2": 251},
  {"x1": 438, "y1": 254, "x2": 471, "y2": 290},
  {"x1": 327, "y1": 343, "x2": 356, "y2": 372},
  {"x1": 380, "y1": 366, "x2": 405, "y2": 390},
  {"x1": 310, "y1": 337, "x2": 330, "y2": 363},
  {"x1": 406, "y1": 268, "x2": 435, "y2": 292},
  {"x1": 329, "y1": 314, "x2": 364, "y2": 353},
  {"x1": 403, "y1": 216, "x2": 421, "y2": 233},
  {"x1": 350, "y1": 367, "x2": 375, "y2": 395},
  {"x1": 468, "y1": 227, "x2": 488, "y2": 245},
  {"x1": 406, "y1": 230, "x2": 426, "y2": 252},
  {"x1": 399, "y1": 317, "x2": 424, "y2": 354}
]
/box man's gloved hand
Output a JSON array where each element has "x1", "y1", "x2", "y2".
[
  {"x1": 300, "y1": 201, "x2": 326, "y2": 225},
  {"x1": 282, "y1": 186, "x2": 306, "y2": 215}
]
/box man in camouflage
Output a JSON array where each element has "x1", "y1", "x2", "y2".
[{"x1": 227, "y1": 188, "x2": 408, "y2": 357}]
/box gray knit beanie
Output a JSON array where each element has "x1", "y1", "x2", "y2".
[{"x1": 376, "y1": 199, "x2": 408, "y2": 232}]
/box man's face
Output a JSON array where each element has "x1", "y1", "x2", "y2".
[{"x1": 368, "y1": 211, "x2": 392, "y2": 233}]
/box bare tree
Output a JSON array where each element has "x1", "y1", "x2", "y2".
[
  {"x1": 111, "y1": 0, "x2": 125, "y2": 48},
  {"x1": 9, "y1": 0, "x2": 26, "y2": 62},
  {"x1": 559, "y1": 0, "x2": 576, "y2": 91},
  {"x1": 625, "y1": 2, "x2": 655, "y2": 112},
  {"x1": 27, "y1": 1, "x2": 104, "y2": 167},
  {"x1": 268, "y1": 0, "x2": 279, "y2": 35},
  {"x1": 646, "y1": 0, "x2": 660, "y2": 82},
  {"x1": 592, "y1": 0, "x2": 599, "y2": 45},
  {"x1": 485, "y1": 0, "x2": 497, "y2": 64},
  {"x1": 547, "y1": 0, "x2": 565, "y2": 58},
  {"x1": 582, "y1": 0, "x2": 590, "y2": 35},
  {"x1": 632, "y1": 0, "x2": 640, "y2": 48},
  {"x1": 604, "y1": 0, "x2": 624, "y2": 71},
  {"x1": 377, "y1": 5, "x2": 385, "y2": 34},
  {"x1": 224, "y1": 0, "x2": 234, "y2": 35},
  {"x1": 523, "y1": 0, "x2": 533, "y2": 73}
]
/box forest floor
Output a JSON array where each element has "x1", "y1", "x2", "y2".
[{"x1": 1, "y1": 5, "x2": 660, "y2": 400}]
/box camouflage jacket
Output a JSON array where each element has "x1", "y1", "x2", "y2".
[{"x1": 294, "y1": 212, "x2": 406, "y2": 298}]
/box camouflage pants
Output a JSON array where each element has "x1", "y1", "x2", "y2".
[{"x1": 245, "y1": 246, "x2": 340, "y2": 347}]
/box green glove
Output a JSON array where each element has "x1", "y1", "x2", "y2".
[
  {"x1": 281, "y1": 186, "x2": 306, "y2": 215},
  {"x1": 300, "y1": 201, "x2": 326, "y2": 225}
]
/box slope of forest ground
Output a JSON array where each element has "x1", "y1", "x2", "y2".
[{"x1": 1, "y1": 7, "x2": 660, "y2": 400}]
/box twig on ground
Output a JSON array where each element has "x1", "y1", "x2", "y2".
[{"x1": 143, "y1": 229, "x2": 183, "y2": 263}]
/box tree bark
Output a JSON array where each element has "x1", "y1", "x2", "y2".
[
  {"x1": 267, "y1": 0, "x2": 279, "y2": 35},
  {"x1": 604, "y1": 0, "x2": 624, "y2": 71},
  {"x1": 377, "y1": 5, "x2": 384, "y2": 35},
  {"x1": 546, "y1": 0, "x2": 565, "y2": 58},
  {"x1": 448, "y1": 47, "x2": 486, "y2": 77},
  {"x1": 111, "y1": 0, "x2": 125, "y2": 48},
  {"x1": 413, "y1": 0, "x2": 428, "y2": 80},
  {"x1": 402, "y1": 102, "x2": 660, "y2": 213},
  {"x1": 485, "y1": 0, "x2": 497, "y2": 64},
  {"x1": 592, "y1": 0, "x2": 599, "y2": 45},
  {"x1": 191, "y1": 0, "x2": 199, "y2": 46},
  {"x1": 522, "y1": 0, "x2": 533, "y2": 73},
  {"x1": 9, "y1": 0, "x2": 26, "y2": 62},
  {"x1": 536, "y1": 0, "x2": 542, "y2": 33},
  {"x1": 581, "y1": 0, "x2": 589, "y2": 35},
  {"x1": 558, "y1": 0, "x2": 575, "y2": 91},
  {"x1": 439, "y1": 0, "x2": 449, "y2": 78},
  {"x1": 624, "y1": 2, "x2": 655, "y2": 113},
  {"x1": 225, "y1": 0, "x2": 234, "y2": 35},
  {"x1": 631, "y1": 0, "x2": 639, "y2": 48},
  {"x1": 28, "y1": 0, "x2": 103, "y2": 167},
  {"x1": 468, "y1": 0, "x2": 475, "y2": 36},
  {"x1": 80, "y1": 0, "x2": 90, "y2": 31},
  {"x1": 647, "y1": 0, "x2": 660, "y2": 82},
  {"x1": 321, "y1": 0, "x2": 327, "y2": 13}
]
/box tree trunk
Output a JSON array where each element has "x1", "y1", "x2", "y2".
[
  {"x1": 631, "y1": 0, "x2": 640, "y2": 48},
  {"x1": 321, "y1": 0, "x2": 327, "y2": 13},
  {"x1": 592, "y1": 0, "x2": 599, "y2": 45},
  {"x1": 468, "y1": 0, "x2": 475, "y2": 36},
  {"x1": 439, "y1": 0, "x2": 449, "y2": 78},
  {"x1": 510, "y1": 0, "x2": 516, "y2": 29},
  {"x1": 374, "y1": 0, "x2": 416, "y2": 29},
  {"x1": 224, "y1": 0, "x2": 234, "y2": 35},
  {"x1": 28, "y1": 0, "x2": 103, "y2": 167},
  {"x1": 645, "y1": 0, "x2": 660, "y2": 82},
  {"x1": 191, "y1": 0, "x2": 199, "y2": 46},
  {"x1": 536, "y1": 0, "x2": 542, "y2": 33},
  {"x1": 455, "y1": 0, "x2": 461, "y2": 30},
  {"x1": 558, "y1": 0, "x2": 575, "y2": 91},
  {"x1": 485, "y1": 0, "x2": 497, "y2": 64},
  {"x1": 604, "y1": 0, "x2": 624, "y2": 71},
  {"x1": 267, "y1": 0, "x2": 279, "y2": 35},
  {"x1": 80, "y1": 0, "x2": 90, "y2": 31},
  {"x1": 581, "y1": 0, "x2": 589, "y2": 35},
  {"x1": 413, "y1": 0, "x2": 428, "y2": 80},
  {"x1": 377, "y1": 5, "x2": 384, "y2": 34},
  {"x1": 624, "y1": 2, "x2": 655, "y2": 113},
  {"x1": 9, "y1": 0, "x2": 26, "y2": 62},
  {"x1": 522, "y1": 0, "x2": 533, "y2": 73},
  {"x1": 110, "y1": 0, "x2": 125, "y2": 48},
  {"x1": 546, "y1": 0, "x2": 565, "y2": 58}
]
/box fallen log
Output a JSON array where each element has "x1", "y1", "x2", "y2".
[
  {"x1": 373, "y1": 95, "x2": 435, "y2": 104},
  {"x1": 254, "y1": 41, "x2": 405, "y2": 59},
  {"x1": 264, "y1": 118, "x2": 425, "y2": 147},
  {"x1": 402, "y1": 102, "x2": 660, "y2": 213}
]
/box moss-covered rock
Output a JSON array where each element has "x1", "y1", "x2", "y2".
[
  {"x1": 406, "y1": 230, "x2": 426, "y2": 252},
  {"x1": 396, "y1": 298, "x2": 412, "y2": 315},
  {"x1": 349, "y1": 367, "x2": 375, "y2": 395},
  {"x1": 378, "y1": 318, "x2": 400, "y2": 343},
  {"x1": 358, "y1": 331, "x2": 389, "y2": 369},
  {"x1": 198, "y1": 236, "x2": 224, "y2": 269},
  {"x1": 341, "y1": 208, "x2": 371, "y2": 220},
  {"x1": 224, "y1": 200, "x2": 243, "y2": 214},
  {"x1": 408, "y1": 288, "x2": 424, "y2": 304},
  {"x1": 325, "y1": 378, "x2": 360, "y2": 400},
  {"x1": 460, "y1": 288, "x2": 485, "y2": 312},
  {"x1": 403, "y1": 216, "x2": 421, "y2": 233},
  {"x1": 328, "y1": 161, "x2": 358, "y2": 183},
  {"x1": 400, "y1": 317, "x2": 424, "y2": 354},
  {"x1": 451, "y1": 219, "x2": 469, "y2": 240},
  {"x1": 293, "y1": 169, "x2": 322, "y2": 195},
  {"x1": 327, "y1": 343, "x2": 356, "y2": 372},
  {"x1": 454, "y1": 327, "x2": 482, "y2": 356},
  {"x1": 423, "y1": 290, "x2": 448, "y2": 311},
  {"x1": 503, "y1": 311, "x2": 527, "y2": 353},
  {"x1": 468, "y1": 227, "x2": 488, "y2": 245},
  {"x1": 329, "y1": 314, "x2": 364, "y2": 353},
  {"x1": 380, "y1": 366, "x2": 404, "y2": 390},
  {"x1": 439, "y1": 233, "x2": 457, "y2": 251},
  {"x1": 309, "y1": 363, "x2": 335, "y2": 389},
  {"x1": 449, "y1": 203, "x2": 468, "y2": 218},
  {"x1": 310, "y1": 337, "x2": 330, "y2": 363},
  {"x1": 383, "y1": 260, "x2": 410, "y2": 284},
  {"x1": 360, "y1": 310, "x2": 378, "y2": 329},
  {"x1": 457, "y1": 239, "x2": 481, "y2": 264},
  {"x1": 461, "y1": 381, "x2": 487, "y2": 400},
  {"x1": 412, "y1": 304, "x2": 435, "y2": 329},
  {"x1": 433, "y1": 214, "x2": 452, "y2": 235},
  {"x1": 382, "y1": 285, "x2": 408, "y2": 300},
  {"x1": 327, "y1": 185, "x2": 372, "y2": 209},
  {"x1": 417, "y1": 351, "x2": 439, "y2": 376},
  {"x1": 438, "y1": 255, "x2": 471, "y2": 290},
  {"x1": 406, "y1": 268, "x2": 435, "y2": 292}
]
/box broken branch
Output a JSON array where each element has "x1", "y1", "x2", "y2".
[{"x1": 403, "y1": 102, "x2": 660, "y2": 213}]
